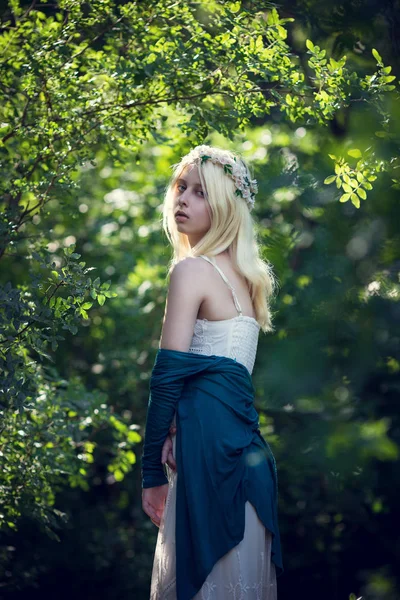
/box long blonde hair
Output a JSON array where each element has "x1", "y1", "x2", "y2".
[{"x1": 161, "y1": 145, "x2": 279, "y2": 333}]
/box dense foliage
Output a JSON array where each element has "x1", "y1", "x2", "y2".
[{"x1": 0, "y1": 0, "x2": 399, "y2": 598}]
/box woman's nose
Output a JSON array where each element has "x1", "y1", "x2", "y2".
[{"x1": 179, "y1": 190, "x2": 189, "y2": 205}]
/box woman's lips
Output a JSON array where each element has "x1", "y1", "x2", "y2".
[{"x1": 175, "y1": 214, "x2": 188, "y2": 221}]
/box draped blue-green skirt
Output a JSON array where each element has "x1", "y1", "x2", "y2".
[{"x1": 142, "y1": 348, "x2": 283, "y2": 599}]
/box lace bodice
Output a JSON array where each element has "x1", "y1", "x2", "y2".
[
  {"x1": 189, "y1": 315, "x2": 260, "y2": 375},
  {"x1": 188, "y1": 255, "x2": 260, "y2": 376}
]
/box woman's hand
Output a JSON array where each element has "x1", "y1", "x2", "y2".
[
  {"x1": 142, "y1": 484, "x2": 169, "y2": 527},
  {"x1": 142, "y1": 425, "x2": 177, "y2": 528},
  {"x1": 162, "y1": 425, "x2": 177, "y2": 472}
]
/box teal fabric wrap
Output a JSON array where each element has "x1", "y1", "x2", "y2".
[{"x1": 141, "y1": 348, "x2": 283, "y2": 600}]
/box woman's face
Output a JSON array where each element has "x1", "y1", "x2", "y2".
[{"x1": 173, "y1": 163, "x2": 212, "y2": 247}]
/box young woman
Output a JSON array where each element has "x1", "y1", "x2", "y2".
[{"x1": 141, "y1": 144, "x2": 283, "y2": 599}]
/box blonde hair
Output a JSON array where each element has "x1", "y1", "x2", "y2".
[{"x1": 161, "y1": 145, "x2": 279, "y2": 333}]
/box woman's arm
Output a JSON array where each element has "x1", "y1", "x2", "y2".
[
  {"x1": 161, "y1": 257, "x2": 204, "y2": 432},
  {"x1": 159, "y1": 257, "x2": 206, "y2": 352},
  {"x1": 141, "y1": 257, "x2": 206, "y2": 488}
]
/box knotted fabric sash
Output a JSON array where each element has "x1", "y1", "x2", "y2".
[{"x1": 141, "y1": 348, "x2": 283, "y2": 599}]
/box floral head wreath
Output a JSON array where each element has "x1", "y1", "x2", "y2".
[{"x1": 185, "y1": 145, "x2": 258, "y2": 210}]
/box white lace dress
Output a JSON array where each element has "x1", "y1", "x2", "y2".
[{"x1": 150, "y1": 256, "x2": 278, "y2": 600}]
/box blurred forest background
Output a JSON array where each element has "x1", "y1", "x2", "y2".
[{"x1": 0, "y1": 1, "x2": 399, "y2": 599}]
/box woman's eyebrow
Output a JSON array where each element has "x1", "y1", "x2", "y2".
[{"x1": 176, "y1": 178, "x2": 202, "y2": 187}]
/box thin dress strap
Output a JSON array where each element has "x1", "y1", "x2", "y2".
[{"x1": 198, "y1": 255, "x2": 243, "y2": 316}]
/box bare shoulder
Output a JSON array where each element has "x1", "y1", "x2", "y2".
[
  {"x1": 170, "y1": 256, "x2": 209, "y2": 281},
  {"x1": 159, "y1": 257, "x2": 208, "y2": 352},
  {"x1": 167, "y1": 256, "x2": 208, "y2": 305}
]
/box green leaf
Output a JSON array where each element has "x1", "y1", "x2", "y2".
[
  {"x1": 255, "y1": 34, "x2": 263, "y2": 50},
  {"x1": 347, "y1": 149, "x2": 362, "y2": 158},
  {"x1": 126, "y1": 451, "x2": 137, "y2": 465},
  {"x1": 306, "y1": 39, "x2": 314, "y2": 51},
  {"x1": 114, "y1": 469, "x2": 124, "y2": 482},
  {"x1": 267, "y1": 7, "x2": 279, "y2": 25},
  {"x1": 339, "y1": 193, "x2": 350, "y2": 203},
  {"x1": 357, "y1": 188, "x2": 367, "y2": 200},
  {"x1": 97, "y1": 294, "x2": 106, "y2": 306},
  {"x1": 81, "y1": 302, "x2": 93, "y2": 309},
  {"x1": 276, "y1": 25, "x2": 287, "y2": 39},
  {"x1": 128, "y1": 431, "x2": 142, "y2": 443},
  {"x1": 350, "y1": 192, "x2": 360, "y2": 208},
  {"x1": 324, "y1": 175, "x2": 335, "y2": 185},
  {"x1": 372, "y1": 48, "x2": 383, "y2": 64}
]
